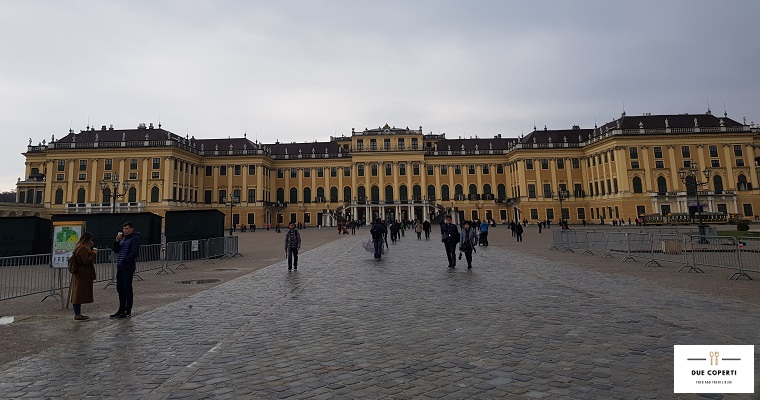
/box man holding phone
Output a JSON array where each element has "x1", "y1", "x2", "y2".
[{"x1": 111, "y1": 221, "x2": 140, "y2": 318}]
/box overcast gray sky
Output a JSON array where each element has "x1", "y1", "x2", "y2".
[{"x1": 2, "y1": 0, "x2": 759, "y2": 191}]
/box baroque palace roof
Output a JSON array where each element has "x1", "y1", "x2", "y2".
[{"x1": 24, "y1": 112, "x2": 755, "y2": 157}]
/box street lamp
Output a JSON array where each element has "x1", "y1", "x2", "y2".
[
  {"x1": 225, "y1": 194, "x2": 240, "y2": 235},
  {"x1": 99, "y1": 173, "x2": 130, "y2": 213},
  {"x1": 678, "y1": 160, "x2": 711, "y2": 238},
  {"x1": 556, "y1": 188, "x2": 569, "y2": 223}
]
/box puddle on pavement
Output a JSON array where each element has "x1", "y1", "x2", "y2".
[
  {"x1": 0, "y1": 316, "x2": 14, "y2": 325},
  {"x1": 175, "y1": 279, "x2": 221, "y2": 285}
]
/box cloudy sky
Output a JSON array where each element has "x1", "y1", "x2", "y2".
[{"x1": 1, "y1": 0, "x2": 758, "y2": 191}]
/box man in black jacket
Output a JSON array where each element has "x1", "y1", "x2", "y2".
[
  {"x1": 111, "y1": 221, "x2": 140, "y2": 319},
  {"x1": 369, "y1": 218, "x2": 387, "y2": 260},
  {"x1": 441, "y1": 216, "x2": 460, "y2": 268}
]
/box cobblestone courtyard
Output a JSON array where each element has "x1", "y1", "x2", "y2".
[{"x1": 0, "y1": 227, "x2": 757, "y2": 399}]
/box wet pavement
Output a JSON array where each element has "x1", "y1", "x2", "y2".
[{"x1": 0, "y1": 227, "x2": 757, "y2": 399}]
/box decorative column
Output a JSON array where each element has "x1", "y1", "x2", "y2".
[
  {"x1": 163, "y1": 157, "x2": 172, "y2": 202},
  {"x1": 141, "y1": 158, "x2": 149, "y2": 201},
  {"x1": 89, "y1": 159, "x2": 99, "y2": 202},
  {"x1": 722, "y1": 144, "x2": 735, "y2": 190}
]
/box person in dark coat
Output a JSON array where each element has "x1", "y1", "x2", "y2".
[
  {"x1": 442, "y1": 216, "x2": 460, "y2": 268},
  {"x1": 422, "y1": 220, "x2": 432, "y2": 240},
  {"x1": 515, "y1": 222, "x2": 524, "y2": 242},
  {"x1": 71, "y1": 231, "x2": 97, "y2": 321},
  {"x1": 284, "y1": 221, "x2": 301, "y2": 270},
  {"x1": 370, "y1": 218, "x2": 387, "y2": 260},
  {"x1": 459, "y1": 221, "x2": 477, "y2": 269},
  {"x1": 112, "y1": 221, "x2": 140, "y2": 319}
]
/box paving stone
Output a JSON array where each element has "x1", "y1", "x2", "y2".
[{"x1": 0, "y1": 230, "x2": 758, "y2": 398}]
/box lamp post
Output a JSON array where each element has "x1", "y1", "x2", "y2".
[
  {"x1": 99, "y1": 173, "x2": 130, "y2": 213},
  {"x1": 556, "y1": 188, "x2": 569, "y2": 224},
  {"x1": 678, "y1": 160, "x2": 711, "y2": 238},
  {"x1": 225, "y1": 195, "x2": 240, "y2": 235}
]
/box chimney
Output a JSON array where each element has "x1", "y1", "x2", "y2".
[
  {"x1": 101, "y1": 125, "x2": 107, "y2": 131},
  {"x1": 149, "y1": 123, "x2": 154, "y2": 129},
  {"x1": 109, "y1": 124, "x2": 114, "y2": 130}
]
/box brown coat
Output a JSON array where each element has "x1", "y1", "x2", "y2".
[{"x1": 70, "y1": 245, "x2": 97, "y2": 304}]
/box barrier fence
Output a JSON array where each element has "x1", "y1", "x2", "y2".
[
  {"x1": 0, "y1": 236, "x2": 239, "y2": 302},
  {"x1": 550, "y1": 229, "x2": 757, "y2": 280}
]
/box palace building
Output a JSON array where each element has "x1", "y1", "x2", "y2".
[{"x1": 16, "y1": 112, "x2": 760, "y2": 227}]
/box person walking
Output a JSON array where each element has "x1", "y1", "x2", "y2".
[
  {"x1": 538, "y1": 221, "x2": 542, "y2": 233},
  {"x1": 284, "y1": 221, "x2": 301, "y2": 270},
  {"x1": 275, "y1": 222, "x2": 281, "y2": 233},
  {"x1": 370, "y1": 218, "x2": 387, "y2": 260},
  {"x1": 515, "y1": 222, "x2": 524, "y2": 242},
  {"x1": 442, "y1": 216, "x2": 460, "y2": 268},
  {"x1": 509, "y1": 221, "x2": 516, "y2": 237},
  {"x1": 422, "y1": 219, "x2": 431, "y2": 240},
  {"x1": 111, "y1": 221, "x2": 140, "y2": 319},
  {"x1": 70, "y1": 231, "x2": 97, "y2": 321},
  {"x1": 414, "y1": 220, "x2": 423, "y2": 240},
  {"x1": 459, "y1": 221, "x2": 477, "y2": 269}
]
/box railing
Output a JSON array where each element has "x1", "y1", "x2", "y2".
[
  {"x1": 0, "y1": 236, "x2": 238, "y2": 302},
  {"x1": 551, "y1": 229, "x2": 758, "y2": 280}
]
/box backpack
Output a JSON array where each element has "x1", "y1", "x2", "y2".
[
  {"x1": 370, "y1": 225, "x2": 382, "y2": 239},
  {"x1": 67, "y1": 254, "x2": 78, "y2": 274}
]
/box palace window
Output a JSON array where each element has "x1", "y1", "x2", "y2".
[
  {"x1": 130, "y1": 159, "x2": 138, "y2": 170},
  {"x1": 249, "y1": 165, "x2": 256, "y2": 175},
  {"x1": 79, "y1": 160, "x2": 87, "y2": 171},
  {"x1": 482, "y1": 164, "x2": 489, "y2": 174},
  {"x1": 277, "y1": 168, "x2": 283, "y2": 178},
  {"x1": 543, "y1": 184, "x2": 552, "y2": 198},
  {"x1": 631, "y1": 161, "x2": 640, "y2": 169},
  {"x1": 129, "y1": 172, "x2": 137, "y2": 180},
  {"x1": 496, "y1": 164, "x2": 504, "y2": 174},
  {"x1": 370, "y1": 139, "x2": 377, "y2": 150},
  {"x1": 344, "y1": 167, "x2": 350, "y2": 177},
  {"x1": 709, "y1": 145, "x2": 718, "y2": 157},
  {"x1": 413, "y1": 163, "x2": 420, "y2": 175},
  {"x1": 78, "y1": 173, "x2": 86, "y2": 181},
  {"x1": 734, "y1": 145, "x2": 743, "y2": 157},
  {"x1": 556, "y1": 159, "x2": 564, "y2": 169},
  {"x1": 454, "y1": 165, "x2": 461, "y2": 175},
  {"x1": 357, "y1": 164, "x2": 364, "y2": 176},
  {"x1": 629, "y1": 147, "x2": 638, "y2": 159},
  {"x1": 331, "y1": 167, "x2": 337, "y2": 177},
  {"x1": 220, "y1": 166, "x2": 227, "y2": 176},
  {"x1": 427, "y1": 165, "x2": 434, "y2": 175},
  {"x1": 399, "y1": 163, "x2": 406, "y2": 175},
  {"x1": 371, "y1": 164, "x2": 377, "y2": 176},
  {"x1": 711, "y1": 159, "x2": 720, "y2": 168},
  {"x1": 303, "y1": 168, "x2": 310, "y2": 178},
  {"x1": 152, "y1": 158, "x2": 160, "y2": 169},
  {"x1": 56, "y1": 173, "x2": 64, "y2": 181},
  {"x1": 468, "y1": 165, "x2": 475, "y2": 174},
  {"x1": 385, "y1": 163, "x2": 392, "y2": 176},
  {"x1": 398, "y1": 138, "x2": 404, "y2": 149},
  {"x1": 356, "y1": 140, "x2": 363, "y2": 150},
  {"x1": 206, "y1": 166, "x2": 213, "y2": 176},
  {"x1": 655, "y1": 160, "x2": 665, "y2": 169},
  {"x1": 105, "y1": 159, "x2": 112, "y2": 171},
  {"x1": 317, "y1": 167, "x2": 323, "y2": 177},
  {"x1": 571, "y1": 158, "x2": 579, "y2": 169},
  {"x1": 654, "y1": 147, "x2": 663, "y2": 158},
  {"x1": 541, "y1": 159, "x2": 549, "y2": 169},
  {"x1": 736, "y1": 159, "x2": 745, "y2": 167},
  {"x1": 528, "y1": 184, "x2": 536, "y2": 198},
  {"x1": 58, "y1": 160, "x2": 65, "y2": 171},
  {"x1": 411, "y1": 138, "x2": 418, "y2": 149},
  {"x1": 681, "y1": 146, "x2": 690, "y2": 158},
  {"x1": 152, "y1": 172, "x2": 159, "y2": 179},
  {"x1": 290, "y1": 169, "x2": 297, "y2": 178},
  {"x1": 441, "y1": 165, "x2": 447, "y2": 175},
  {"x1": 384, "y1": 139, "x2": 390, "y2": 150},
  {"x1": 525, "y1": 159, "x2": 533, "y2": 170}
]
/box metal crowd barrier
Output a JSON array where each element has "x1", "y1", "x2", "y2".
[
  {"x1": 0, "y1": 236, "x2": 237, "y2": 303},
  {"x1": 549, "y1": 229, "x2": 757, "y2": 280}
]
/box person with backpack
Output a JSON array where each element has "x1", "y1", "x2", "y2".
[
  {"x1": 70, "y1": 231, "x2": 97, "y2": 321},
  {"x1": 284, "y1": 221, "x2": 301, "y2": 270},
  {"x1": 478, "y1": 219, "x2": 489, "y2": 246},
  {"x1": 459, "y1": 221, "x2": 478, "y2": 269},
  {"x1": 441, "y1": 215, "x2": 460, "y2": 268}
]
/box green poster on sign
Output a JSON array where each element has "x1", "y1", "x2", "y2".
[{"x1": 51, "y1": 221, "x2": 85, "y2": 268}]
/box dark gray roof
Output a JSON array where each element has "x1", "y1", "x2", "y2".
[
  {"x1": 521, "y1": 128, "x2": 593, "y2": 144},
  {"x1": 267, "y1": 141, "x2": 341, "y2": 155},
  {"x1": 57, "y1": 127, "x2": 177, "y2": 143},
  {"x1": 599, "y1": 112, "x2": 743, "y2": 133},
  {"x1": 432, "y1": 137, "x2": 517, "y2": 151}
]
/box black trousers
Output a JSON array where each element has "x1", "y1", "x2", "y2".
[
  {"x1": 116, "y1": 268, "x2": 135, "y2": 313},
  {"x1": 462, "y1": 248, "x2": 473, "y2": 266},
  {"x1": 445, "y1": 242, "x2": 457, "y2": 266},
  {"x1": 287, "y1": 247, "x2": 299, "y2": 268},
  {"x1": 516, "y1": 233, "x2": 523, "y2": 242}
]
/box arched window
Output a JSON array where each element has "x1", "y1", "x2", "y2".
[
  {"x1": 632, "y1": 177, "x2": 643, "y2": 193},
  {"x1": 399, "y1": 185, "x2": 408, "y2": 202},
  {"x1": 290, "y1": 187, "x2": 298, "y2": 203},
  {"x1": 441, "y1": 184, "x2": 450, "y2": 201},
  {"x1": 357, "y1": 186, "x2": 366, "y2": 202},
  {"x1": 76, "y1": 188, "x2": 86, "y2": 204},
  {"x1": 385, "y1": 186, "x2": 394, "y2": 203},
  {"x1": 316, "y1": 187, "x2": 325, "y2": 202},
  {"x1": 102, "y1": 187, "x2": 112, "y2": 203},
  {"x1": 303, "y1": 187, "x2": 312, "y2": 203},
  {"x1": 657, "y1": 176, "x2": 668, "y2": 195},
  {"x1": 468, "y1": 184, "x2": 477, "y2": 195},
  {"x1": 685, "y1": 176, "x2": 697, "y2": 196},
  {"x1": 343, "y1": 186, "x2": 351, "y2": 202},
  {"x1": 427, "y1": 184, "x2": 436, "y2": 201},
  {"x1": 276, "y1": 188, "x2": 285, "y2": 203},
  {"x1": 413, "y1": 185, "x2": 421, "y2": 201},
  {"x1": 329, "y1": 186, "x2": 338, "y2": 202},
  {"x1": 150, "y1": 186, "x2": 160, "y2": 202},
  {"x1": 54, "y1": 188, "x2": 64, "y2": 204},
  {"x1": 497, "y1": 184, "x2": 506, "y2": 199},
  {"x1": 128, "y1": 187, "x2": 137, "y2": 202},
  {"x1": 713, "y1": 175, "x2": 723, "y2": 195},
  {"x1": 738, "y1": 174, "x2": 749, "y2": 191},
  {"x1": 483, "y1": 184, "x2": 492, "y2": 195},
  {"x1": 370, "y1": 186, "x2": 379, "y2": 202},
  {"x1": 455, "y1": 184, "x2": 464, "y2": 195}
]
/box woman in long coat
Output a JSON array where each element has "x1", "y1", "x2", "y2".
[
  {"x1": 71, "y1": 232, "x2": 97, "y2": 321},
  {"x1": 414, "y1": 220, "x2": 423, "y2": 240}
]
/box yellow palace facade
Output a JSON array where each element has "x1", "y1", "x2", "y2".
[{"x1": 16, "y1": 112, "x2": 760, "y2": 227}]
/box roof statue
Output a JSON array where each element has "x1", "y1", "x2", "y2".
[
  {"x1": 434, "y1": 143, "x2": 437, "y2": 151},
  {"x1": 299, "y1": 148, "x2": 302, "y2": 154},
  {"x1": 719, "y1": 119, "x2": 724, "y2": 127},
  {"x1": 447, "y1": 145, "x2": 451, "y2": 151},
  {"x1": 122, "y1": 132, "x2": 126, "y2": 141},
  {"x1": 42, "y1": 139, "x2": 46, "y2": 145},
  {"x1": 215, "y1": 144, "x2": 218, "y2": 151},
  {"x1": 201, "y1": 143, "x2": 204, "y2": 151},
  {"x1": 578, "y1": 134, "x2": 582, "y2": 142},
  {"x1": 694, "y1": 118, "x2": 698, "y2": 128},
  {"x1": 28, "y1": 138, "x2": 32, "y2": 145},
  {"x1": 145, "y1": 133, "x2": 149, "y2": 140},
  {"x1": 665, "y1": 119, "x2": 669, "y2": 128},
  {"x1": 639, "y1": 121, "x2": 643, "y2": 128},
  {"x1": 489, "y1": 143, "x2": 492, "y2": 150},
  {"x1": 285, "y1": 148, "x2": 288, "y2": 154},
  {"x1": 243, "y1": 143, "x2": 247, "y2": 150},
  {"x1": 563, "y1": 136, "x2": 567, "y2": 143},
  {"x1": 51, "y1": 134, "x2": 55, "y2": 142},
  {"x1": 72, "y1": 135, "x2": 76, "y2": 143},
  {"x1": 475, "y1": 144, "x2": 479, "y2": 151},
  {"x1": 229, "y1": 144, "x2": 233, "y2": 150},
  {"x1": 533, "y1": 137, "x2": 537, "y2": 143},
  {"x1": 461, "y1": 144, "x2": 465, "y2": 151}
]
